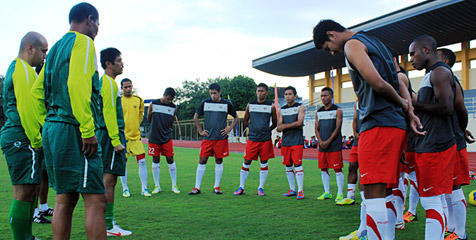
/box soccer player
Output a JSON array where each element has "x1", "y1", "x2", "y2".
[
  {"x1": 315, "y1": 87, "x2": 344, "y2": 202},
  {"x1": 438, "y1": 48, "x2": 472, "y2": 240},
  {"x1": 98, "y1": 48, "x2": 132, "y2": 236},
  {"x1": 1, "y1": 31, "x2": 47, "y2": 240},
  {"x1": 313, "y1": 20, "x2": 423, "y2": 240},
  {"x1": 120, "y1": 78, "x2": 150, "y2": 197},
  {"x1": 189, "y1": 83, "x2": 238, "y2": 195},
  {"x1": 31, "y1": 3, "x2": 107, "y2": 239},
  {"x1": 147, "y1": 87, "x2": 180, "y2": 194},
  {"x1": 277, "y1": 86, "x2": 306, "y2": 200},
  {"x1": 410, "y1": 35, "x2": 456, "y2": 240},
  {"x1": 234, "y1": 83, "x2": 277, "y2": 196}
]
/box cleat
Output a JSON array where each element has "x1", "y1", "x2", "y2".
[
  {"x1": 403, "y1": 211, "x2": 417, "y2": 223},
  {"x1": 395, "y1": 221, "x2": 405, "y2": 230},
  {"x1": 188, "y1": 188, "x2": 201, "y2": 195},
  {"x1": 234, "y1": 187, "x2": 245, "y2": 196},
  {"x1": 39, "y1": 208, "x2": 54, "y2": 217},
  {"x1": 141, "y1": 189, "x2": 152, "y2": 197},
  {"x1": 358, "y1": 236, "x2": 368, "y2": 240},
  {"x1": 107, "y1": 224, "x2": 132, "y2": 236},
  {"x1": 257, "y1": 188, "x2": 266, "y2": 196},
  {"x1": 283, "y1": 190, "x2": 297, "y2": 197},
  {"x1": 335, "y1": 194, "x2": 344, "y2": 202},
  {"x1": 33, "y1": 214, "x2": 51, "y2": 224},
  {"x1": 296, "y1": 191, "x2": 304, "y2": 200},
  {"x1": 172, "y1": 185, "x2": 181, "y2": 194},
  {"x1": 213, "y1": 187, "x2": 223, "y2": 195},
  {"x1": 445, "y1": 232, "x2": 465, "y2": 240},
  {"x1": 445, "y1": 230, "x2": 453, "y2": 238},
  {"x1": 336, "y1": 198, "x2": 355, "y2": 206},
  {"x1": 339, "y1": 230, "x2": 358, "y2": 240},
  {"x1": 317, "y1": 192, "x2": 332, "y2": 200},
  {"x1": 122, "y1": 189, "x2": 131, "y2": 198},
  {"x1": 152, "y1": 186, "x2": 161, "y2": 194}
]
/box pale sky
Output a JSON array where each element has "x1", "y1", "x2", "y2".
[{"x1": 0, "y1": 0, "x2": 422, "y2": 100}]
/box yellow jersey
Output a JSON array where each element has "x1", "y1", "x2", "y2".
[{"x1": 122, "y1": 95, "x2": 144, "y2": 140}]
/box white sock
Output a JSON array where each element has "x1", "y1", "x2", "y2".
[
  {"x1": 408, "y1": 172, "x2": 419, "y2": 214},
  {"x1": 152, "y1": 162, "x2": 160, "y2": 188},
  {"x1": 295, "y1": 166, "x2": 304, "y2": 192},
  {"x1": 366, "y1": 198, "x2": 387, "y2": 240},
  {"x1": 336, "y1": 172, "x2": 344, "y2": 195},
  {"x1": 357, "y1": 191, "x2": 367, "y2": 237},
  {"x1": 285, "y1": 167, "x2": 295, "y2": 191},
  {"x1": 402, "y1": 175, "x2": 408, "y2": 206},
  {"x1": 421, "y1": 196, "x2": 445, "y2": 240},
  {"x1": 195, "y1": 164, "x2": 206, "y2": 189},
  {"x1": 321, "y1": 170, "x2": 330, "y2": 193},
  {"x1": 168, "y1": 162, "x2": 177, "y2": 187},
  {"x1": 39, "y1": 203, "x2": 49, "y2": 212},
  {"x1": 138, "y1": 158, "x2": 148, "y2": 191},
  {"x1": 34, "y1": 208, "x2": 40, "y2": 217},
  {"x1": 385, "y1": 194, "x2": 396, "y2": 240},
  {"x1": 393, "y1": 188, "x2": 404, "y2": 224},
  {"x1": 120, "y1": 165, "x2": 129, "y2": 191},
  {"x1": 239, "y1": 163, "x2": 251, "y2": 188},
  {"x1": 214, "y1": 163, "x2": 223, "y2": 188},
  {"x1": 259, "y1": 162, "x2": 268, "y2": 189},
  {"x1": 451, "y1": 189, "x2": 467, "y2": 239},
  {"x1": 347, "y1": 183, "x2": 356, "y2": 199},
  {"x1": 445, "y1": 194, "x2": 454, "y2": 232}
]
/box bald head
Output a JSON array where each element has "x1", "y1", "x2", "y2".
[
  {"x1": 19, "y1": 32, "x2": 46, "y2": 53},
  {"x1": 18, "y1": 31, "x2": 48, "y2": 67}
]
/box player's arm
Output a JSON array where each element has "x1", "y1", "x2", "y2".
[
  {"x1": 322, "y1": 108, "x2": 343, "y2": 149},
  {"x1": 454, "y1": 81, "x2": 468, "y2": 132},
  {"x1": 221, "y1": 102, "x2": 238, "y2": 136},
  {"x1": 147, "y1": 102, "x2": 153, "y2": 123},
  {"x1": 345, "y1": 39, "x2": 408, "y2": 112},
  {"x1": 413, "y1": 67, "x2": 454, "y2": 116},
  {"x1": 243, "y1": 104, "x2": 250, "y2": 128},
  {"x1": 13, "y1": 65, "x2": 42, "y2": 149},
  {"x1": 194, "y1": 101, "x2": 208, "y2": 136},
  {"x1": 352, "y1": 102, "x2": 359, "y2": 141},
  {"x1": 314, "y1": 111, "x2": 323, "y2": 144},
  {"x1": 270, "y1": 104, "x2": 277, "y2": 131},
  {"x1": 67, "y1": 34, "x2": 98, "y2": 157},
  {"x1": 138, "y1": 98, "x2": 145, "y2": 128},
  {"x1": 276, "y1": 109, "x2": 283, "y2": 132},
  {"x1": 175, "y1": 114, "x2": 181, "y2": 136},
  {"x1": 102, "y1": 77, "x2": 122, "y2": 148},
  {"x1": 277, "y1": 105, "x2": 305, "y2": 131},
  {"x1": 31, "y1": 67, "x2": 47, "y2": 128},
  {"x1": 398, "y1": 73, "x2": 425, "y2": 135}
]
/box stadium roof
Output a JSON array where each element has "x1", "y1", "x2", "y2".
[{"x1": 252, "y1": 0, "x2": 476, "y2": 77}]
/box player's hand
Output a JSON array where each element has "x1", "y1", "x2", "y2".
[
  {"x1": 114, "y1": 144, "x2": 125, "y2": 153},
  {"x1": 465, "y1": 130, "x2": 475, "y2": 144},
  {"x1": 82, "y1": 136, "x2": 98, "y2": 158},
  {"x1": 221, "y1": 127, "x2": 231, "y2": 136},
  {"x1": 199, "y1": 130, "x2": 209, "y2": 137},
  {"x1": 408, "y1": 111, "x2": 426, "y2": 136},
  {"x1": 276, "y1": 125, "x2": 284, "y2": 132},
  {"x1": 400, "y1": 151, "x2": 408, "y2": 165},
  {"x1": 320, "y1": 140, "x2": 329, "y2": 149},
  {"x1": 33, "y1": 147, "x2": 42, "y2": 152}
]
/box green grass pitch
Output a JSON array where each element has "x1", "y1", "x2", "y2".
[{"x1": 0, "y1": 145, "x2": 474, "y2": 239}]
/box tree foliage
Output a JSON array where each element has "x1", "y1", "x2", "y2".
[{"x1": 175, "y1": 75, "x2": 274, "y2": 120}]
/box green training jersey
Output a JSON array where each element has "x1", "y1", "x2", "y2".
[
  {"x1": 31, "y1": 31, "x2": 101, "y2": 138},
  {"x1": 2, "y1": 58, "x2": 42, "y2": 148},
  {"x1": 98, "y1": 74, "x2": 125, "y2": 147}
]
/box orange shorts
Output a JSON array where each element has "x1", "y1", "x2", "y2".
[
  {"x1": 200, "y1": 139, "x2": 229, "y2": 158},
  {"x1": 281, "y1": 145, "x2": 303, "y2": 165},
  {"x1": 453, "y1": 148, "x2": 470, "y2": 186},
  {"x1": 404, "y1": 151, "x2": 416, "y2": 173},
  {"x1": 358, "y1": 127, "x2": 406, "y2": 185},
  {"x1": 244, "y1": 140, "x2": 275, "y2": 161},
  {"x1": 148, "y1": 139, "x2": 174, "y2": 157},
  {"x1": 415, "y1": 144, "x2": 456, "y2": 197},
  {"x1": 318, "y1": 150, "x2": 343, "y2": 169},
  {"x1": 349, "y1": 146, "x2": 358, "y2": 163}
]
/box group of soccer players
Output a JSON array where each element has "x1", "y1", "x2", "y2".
[{"x1": 1, "y1": 2, "x2": 472, "y2": 240}]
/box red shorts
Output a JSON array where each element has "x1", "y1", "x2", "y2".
[
  {"x1": 404, "y1": 151, "x2": 416, "y2": 173},
  {"x1": 200, "y1": 139, "x2": 229, "y2": 158},
  {"x1": 281, "y1": 145, "x2": 303, "y2": 165},
  {"x1": 148, "y1": 140, "x2": 174, "y2": 157},
  {"x1": 318, "y1": 150, "x2": 343, "y2": 169},
  {"x1": 358, "y1": 127, "x2": 406, "y2": 185},
  {"x1": 415, "y1": 144, "x2": 456, "y2": 197},
  {"x1": 349, "y1": 146, "x2": 358, "y2": 163},
  {"x1": 244, "y1": 140, "x2": 275, "y2": 161},
  {"x1": 453, "y1": 148, "x2": 470, "y2": 186}
]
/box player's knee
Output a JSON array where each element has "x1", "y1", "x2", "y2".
[
  {"x1": 244, "y1": 159, "x2": 252, "y2": 165},
  {"x1": 166, "y1": 157, "x2": 174, "y2": 164},
  {"x1": 320, "y1": 168, "x2": 328, "y2": 173},
  {"x1": 138, "y1": 159, "x2": 146, "y2": 166},
  {"x1": 335, "y1": 168, "x2": 342, "y2": 173},
  {"x1": 215, "y1": 158, "x2": 223, "y2": 164},
  {"x1": 152, "y1": 157, "x2": 160, "y2": 163}
]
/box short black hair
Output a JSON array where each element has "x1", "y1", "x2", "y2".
[
  {"x1": 438, "y1": 48, "x2": 456, "y2": 68},
  {"x1": 322, "y1": 87, "x2": 334, "y2": 95},
  {"x1": 389, "y1": 47, "x2": 399, "y2": 60},
  {"x1": 121, "y1": 78, "x2": 132, "y2": 87},
  {"x1": 164, "y1": 87, "x2": 176, "y2": 97},
  {"x1": 100, "y1": 48, "x2": 121, "y2": 70},
  {"x1": 412, "y1": 35, "x2": 437, "y2": 53},
  {"x1": 313, "y1": 19, "x2": 346, "y2": 50},
  {"x1": 257, "y1": 83, "x2": 268, "y2": 91},
  {"x1": 284, "y1": 86, "x2": 297, "y2": 95},
  {"x1": 209, "y1": 83, "x2": 221, "y2": 91},
  {"x1": 69, "y1": 2, "x2": 98, "y2": 24}
]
